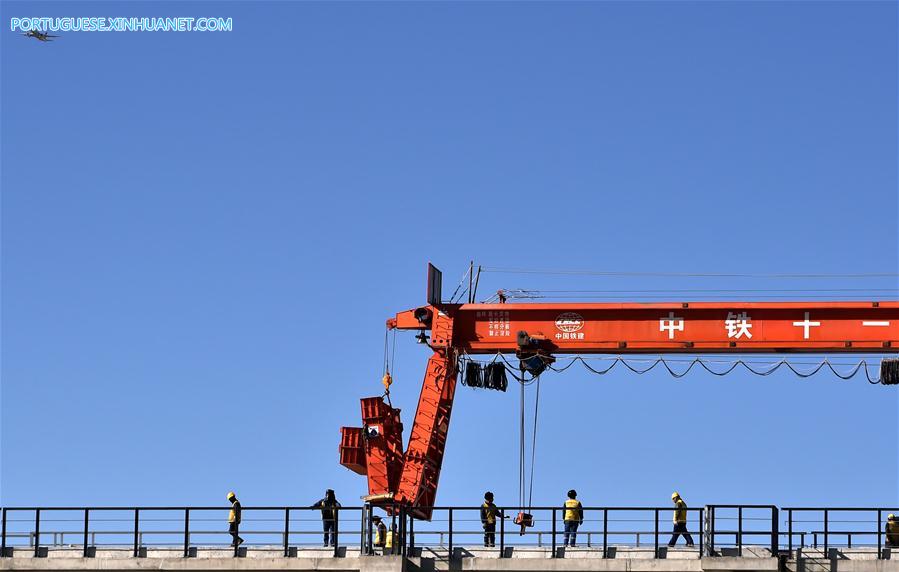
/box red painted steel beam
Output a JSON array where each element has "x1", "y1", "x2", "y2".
[{"x1": 394, "y1": 302, "x2": 899, "y2": 354}]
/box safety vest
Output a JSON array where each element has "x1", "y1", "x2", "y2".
[
  {"x1": 229, "y1": 501, "x2": 241, "y2": 524},
  {"x1": 375, "y1": 523, "x2": 386, "y2": 546},
  {"x1": 564, "y1": 499, "x2": 582, "y2": 522},
  {"x1": 482, "y1": 502, "x2": 499, "y2": 525},
  {"x1": 385, "y1": 530, "x2": 396, "y2": 549},
  {"x1": 887, "y1": 520, "x2": 899, "y2": 539},
  {"x1": 673, "y1": 500, "x2": 687, "y2": 523}
]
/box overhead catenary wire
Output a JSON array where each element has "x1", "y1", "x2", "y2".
[{"x1": 481, "y1": 267, "x2": 899, "y2": 279}]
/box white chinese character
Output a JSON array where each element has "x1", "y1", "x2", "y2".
[
  {"x1": 578, "y1": 332, "x2": 584, "y2": 340},
  {"x1": 555, "y1": 333, "x2": 562, "y2": 339},
  {"x1": 792, "y1": 312, "x2": 820, "y2": 339},
  {"x1": 660, "y1": 312, "x2": 684, "y2": 339},
  {"x1": 725, "y1": 311, "x2": 753, "y2": 339}
]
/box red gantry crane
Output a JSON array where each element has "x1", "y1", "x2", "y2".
[{"x1": 340, "y1": 265, "x2": 899, "y2": 520}]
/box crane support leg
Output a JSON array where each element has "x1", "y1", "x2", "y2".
[{"x1": 396, "y1": 350, "x2": 458, "y2": 520}]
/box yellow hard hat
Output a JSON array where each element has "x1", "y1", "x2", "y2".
[
  {"x1": 671, "y1": 492, "x2": 680, "y2": 500},
  {"x1": 227, "y1": 491, "x2": 236, "y2": 500},
  {"x1": 890, "y1": 514, "x2": 895, "y2": 520}
]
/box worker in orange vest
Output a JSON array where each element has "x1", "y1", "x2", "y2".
[
  {"x1": 667, "y1": 492, "x2": 694, "y2": 547},
  {"x1": 563, "y1": 490, "x2": 584, "y2": 547}
]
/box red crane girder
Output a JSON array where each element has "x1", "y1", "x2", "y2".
[{"x1": 340, "y1": 265, "x2": 899, "y2": 519}]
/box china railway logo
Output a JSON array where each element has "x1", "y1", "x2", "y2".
[{"x1": 555, "y1": 312, "x2": 585, "y2": 333}]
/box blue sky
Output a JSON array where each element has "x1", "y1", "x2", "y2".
[{"x1": 1, "y1": 0, "x2": 897, "y2": 514}]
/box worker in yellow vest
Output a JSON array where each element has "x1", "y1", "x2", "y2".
[
  {"x1": 667, "y1": 492, "x2": 694, "y2": 547},
  {"x1": 371, "y1": 516, "x2": 387, "y2": 553},
  {"x1": 886, "y1": 514, "x2": 899, "y2": 547},
  {"x1": 226, "y1": 492, "x2": 244, "y2": 547},
  {"x1": 563, "y1": 490, "x2": 584, "y2": 547},
  {"x1": 384, "y1": 522, "x2": 398, "y2": 555},
  {"x1": 480, "y1": 492, "x2": 504, "y2": 547}
]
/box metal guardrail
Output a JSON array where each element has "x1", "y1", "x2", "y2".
[{"x1": 2, "y1": 505, "x2": 898, "y2": 560}]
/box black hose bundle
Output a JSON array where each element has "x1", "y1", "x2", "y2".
[
  {"x1": 484, "y1": 362, "x2": 508, "y2": 392},
  {"x1": 880, "y1": 358, "x2": 899, "y2": 385},
  {"x1": 464, "y1": 360, "x2": 483, "y2": 388}
]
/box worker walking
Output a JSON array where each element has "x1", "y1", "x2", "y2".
[
  {"x1": 312, "y1": 489, "x2": 342, "y2": 547},
  {"x1": 668, "y1": 492, "x2": 694, "y2": 547},
  {"x1": 227, "y1": 492, "x2": 244, "y2": 547},
  {"x1": 886, "y1": 514, "x2": 899, "y2": 547},
  {"x1": 480, "y1": 492, "x2": 504, "y2": 547},
  {"x1": 563, "y1": 490, "x2": 584, "y2": 547}
]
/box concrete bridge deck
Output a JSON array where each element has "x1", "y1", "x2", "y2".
[{"x1": 2, "y1": 547, "x2": 898, "y2": 572}]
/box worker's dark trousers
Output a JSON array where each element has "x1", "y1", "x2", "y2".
[
  {"x1": 668, "y1": 522, "x2": 694, "y2": 546},
  {"x1": 483, "y1": 523, "x2": 496, "y2": 547},
  {"x1": 323, "y1": 520, "x2": 336, "y2": 546},
  {"x1": 564, "y1": 521, "x2": 579, "y2": 546},
  {"x1": 229, "y1": 522, "x2": 243, "y2": 546}
]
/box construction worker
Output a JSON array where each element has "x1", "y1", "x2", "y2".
[
  {"x1": 480, "y1": 492, "x2": 504, "y2": 547},
  {"x1": 371, "y1": 516, "x2": 387, "y2": 553},
  {"x1": 886, "y1": 514, "x2": 899, "y2": 547},
  {"x1": 563, "y1": 489, "x2": 584, "y2": 547},
  {"x1": 384, "y1": 522, "x2": 398, "y2": 555},
  {"x1": 227, "y1": 492, "x2": 244, "y2": 547},
  {"x1": 311, "y1": 489, "x2": 342, "y2": 547},
  {"x1": 668, "y1": 492, "x2": 694, "y2": 547}
]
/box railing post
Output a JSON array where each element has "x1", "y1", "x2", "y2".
[
  {"x1": 654, "y1": 509, "x2": 659, "y2": 559},
  {"x1": 366, "y1": 504, "x2": 373, "y2": 555},
  {"x1": 83, "y1": 509, "x2": 90, "y2": 557},
  {"x1": 1, "y1": 508, "x2": 7, "y2": 557},
  {"x1": 133, "y1": 509, "x2": 139, "y2": 558},
  {"x1": 823, "y1": 509, "x2": 828, "y2": 558},
  {"x1": 771, "y1": 507, "x2": 778, "y2": 556},
  {"x1": 878, "y1": 510, "x2": 882, "y2": 559},
  {"x1": 182, "y1": 508, "x2": 190, "y2": 558},
  {"x1": 399, "y1": 507, "x2": 406, "y2": 558},
  {"x1": 499, "y1": 508, "x2": 505, "y2": 557},
  {"x1": 738, "y1": 507, "x2": 743, "y2": 556},
  {"x1": 448, "y1": 508, "x2": 453, "y2": 558},
  {"x1": 409, "y1": 512, "x2": 415, "y2": 553},
  {"x1": 602, "y1": 509, "x2": 608, "y2": 558},
  {"x1": 699, "y1": 508, "x2": 704, "y2": 557},
  {"x1": 551, "y1": 508, "x2": 557, "y2": 557},
  {"x1": 788, "y1": 509, "x2": 793, "y2": 554},
  {"x1": 283, "y1": 508, "x2": 290, "y2": 557},
  {"x1": 360, "y1": 506, "x2": 366, "y2": 556},
  {"x1": 711, "y1": 506, "x2": 715, "y2": 555},
  {"x1": 333, "y1": 508, "x2": 340, "y2": 557},
  {"x1": 34, "y1": 509, "x2": 41, "y2": 558}
]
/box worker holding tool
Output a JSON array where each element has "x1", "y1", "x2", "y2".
[
  {"x1": 563, "y1": 489, "x2": 584, "y2": 547},
  {"x1": 311, "y1": 489, "x2": 342, "y2": 547},
  {"x1": 480, "y1": 492, "x2": 504, "y2": 547},
  {"x1": 227, "y1": 492, "x2": 244, "y2": 547},
  {"x1": 886, "y1": 514, "x2": 899, "y2": 547},
  {"x1": 668, "y1": 492, "x2": 695, "y2": 547}
]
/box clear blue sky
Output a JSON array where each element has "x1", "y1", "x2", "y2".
[{"x1": 1, "y1": 1, "x2": 897, "y2": 512}]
